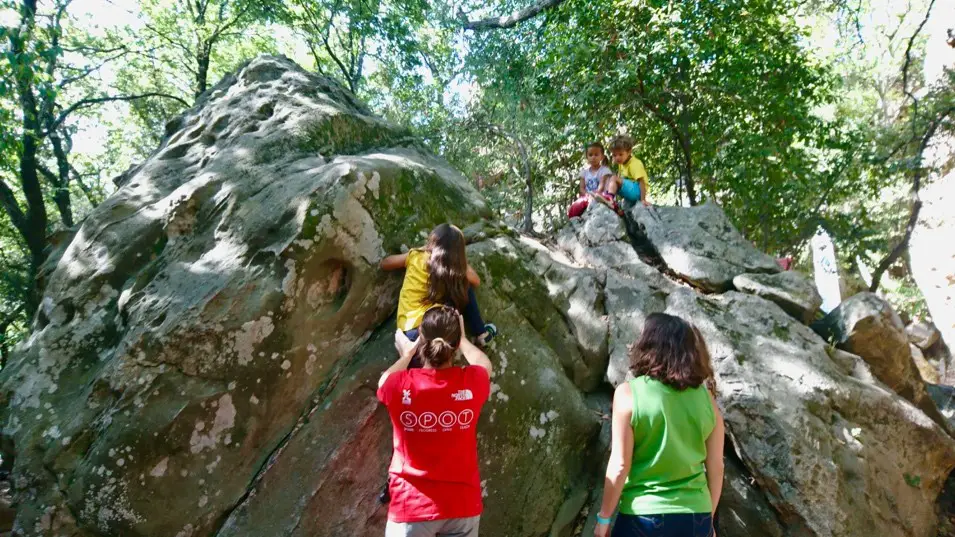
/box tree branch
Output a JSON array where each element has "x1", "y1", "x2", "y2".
[
  {"x1": 68, "y1": 163, "x2": 100, "y2": 205},
  {"x1": 462, "y1": 0, "x2": 567, "y2": 30},
  {"x1": 319, "y1": 24, "x2": 354, "y2": 91},
  {"x1": 0, "y1": 305, "x2": 25, "y2": 332},
  {"x1": 141, "y1": 19, "x2": 197, "y2": 58},
  {"x1": 467, "y1": 120, "x2": 534, "y2": 233},
  {"x1": 0, "y1": 177, "x2": 28, "y2": 234},
  {"x1": 49, "y1": 92, "x2": 190, "y2": 133},
  {"x1": 36, "y1": 163, "x2": 59, "y2": 185},
  {"x1": 901, "y1": 0, "x2": 935, "y2": 103},
  {"x1": 210, "y1": 2, "x2": 254, "y2": 43},
  {"x1": 58, "y1": 46, "x2": 134, "y2": 88},
  {"x1": 869, "y1": 106, "x2": 953, "y2": 292}
]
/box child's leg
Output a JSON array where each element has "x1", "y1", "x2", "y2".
[
  {"x1": 604, "y1": 175, "x2": 621, "y2": 196},
  {"x1": 461, "y1": 287, "x2": 487, "y2": 337},
  {"x1": 404, "y1": 328, "x2": 423, "y2": 369},
  {"x1": 619, "y1": 179, "x2": 640, "y2": 203},
  {"x1": 461, "y1": 287, "x2": 497, "y2": 345},
  {"x1": 597, "y1": 174, "x2": 609, "y2": 194}
]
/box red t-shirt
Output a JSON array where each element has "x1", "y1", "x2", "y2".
[{"x1": 376, "y1": 365, "x2": 491, "y2": 523}]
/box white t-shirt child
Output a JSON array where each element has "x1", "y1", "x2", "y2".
[{"x1": 580, "y1": 165, "x2": 613, "y2": 194}]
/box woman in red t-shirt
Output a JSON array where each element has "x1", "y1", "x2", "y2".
[{"x1": 377, "y1": 306, "x2": 494, "y2": 537}]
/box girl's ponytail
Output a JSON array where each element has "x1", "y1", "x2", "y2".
[
  {"x1": 421, "y1": 337, "x2": 455, "y2": 368},
  {"x1": 418, "y1": 306, "x2": 462, "y2": 368}
]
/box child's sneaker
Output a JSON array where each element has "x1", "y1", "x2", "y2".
[
  {"x1": 591, "y1": 192, "x2": 614, "y2": 209},
  {"x1": 595, "y1": 192, "x2": 620, "y2": 213},
  {"x1": 477, "y1": 323, "x2": 497, "y2": 347}
]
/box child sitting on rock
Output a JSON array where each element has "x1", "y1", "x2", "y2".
[
  {"x1": 568, "y1": 142, "x2": 615, "y2": 218},
  {"x1": 380, "y1": 223, "x2": 497, "y2": 351},
  {"x1": 601, "y1": 135, "x2": 651, "y2": 207}
]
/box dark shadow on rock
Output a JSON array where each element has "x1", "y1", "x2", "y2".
[{"x1": 937, "y1": 468, "x2": 955, "y2": 537}]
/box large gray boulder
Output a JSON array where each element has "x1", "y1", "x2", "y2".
[
  {"x1": 717, "y1": 457, "x2": 789, "y2": 537},
  {"x1": 733, "y1": 271, "x2": 823, "y2": 324},
  {"x1": 1, "y1": 56, "x2": 953, "y2": 537},
  {"x1": 0, "y1": 56, "x2": 600, "y2": 537},
  {"x1": 557, "y1": 203, "x2": 675, "y2": 387},
  {"x1": 626, "y1": 202, "x2": 781, "y2": 292},
  {"x1": 557, "y1": 206, "x2": 955, "y2": 537},
  {"x1": 666, "y1": 288, "x2": 954, "y2": 537},
  {"x1": 819, "y1": 292, "x2": 949, "y2": 431}
]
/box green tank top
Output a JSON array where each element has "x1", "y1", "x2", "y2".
[{"x1": 619, "y1": 376, "x2": 716, "y2": 515}]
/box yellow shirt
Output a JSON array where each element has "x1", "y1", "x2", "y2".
[
  {"x1": 396, "y1": 249, "x2": 439, "y2": 331},
  {"x1": 618, "y1": 156, "x2": 648, "y2": 183}
]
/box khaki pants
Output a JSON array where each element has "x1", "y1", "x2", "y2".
[{"x1": 385, "y1": 516, "x2": 480, "y2": 537}]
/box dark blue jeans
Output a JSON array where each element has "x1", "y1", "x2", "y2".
[
  {"x1": 405, "y1": 286, "x2": 486, "y2": 368},
  {"x1": 611, "y1": 513, "x2": 714, "y2": 537}
]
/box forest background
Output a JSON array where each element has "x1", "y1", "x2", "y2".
[{"x1": 1, "y1": 0, "x2": 953, "y2": 362}]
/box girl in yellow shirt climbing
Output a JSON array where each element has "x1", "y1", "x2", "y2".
[{"x1": 380, "y1": 223, "x2": 497, "y2": 349}]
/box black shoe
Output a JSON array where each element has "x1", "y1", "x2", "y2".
[
  {"x1": 477, "y1": 323, "x2": 498, "y2": 347},
  {"x1": 378, "y1": 482, "x2": 390, "y2": 504}
]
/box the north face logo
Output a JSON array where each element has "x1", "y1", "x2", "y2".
[{"x1": 451, "y1": 389, "x2": 473, "y2": 401}]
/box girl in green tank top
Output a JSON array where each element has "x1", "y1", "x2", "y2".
[{"x1": 594, "y1": 314, "x2": 725, "y2": 537}]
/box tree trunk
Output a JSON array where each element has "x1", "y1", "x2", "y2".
[
  {"x1": 470, "y1": 121, "x2": 535, "y2": 233},
  {"x1": 678, "y1": 134, "x2": 696, "y2": 206},
  {"x1": 635, "y1": 80, "x2": 696, "y2": 206},
  {"x1": 195, "y1": 43, "x2": 211, "y2": 99},
  {"x1": 517, "y1": 141, "x2": 533, "y2": 234},
  {"x1": 869, "y1": 107, "x2": 953, "y2": 292},
  {"x1": 0, "y1": 305, "x2": 25, "y2": 369},
  {"x1": 7, "y1": 0, "x2": 48, "y2": 312},
  {"x1": 47, "y1": 131, "x2": 75, "y2": 227}
]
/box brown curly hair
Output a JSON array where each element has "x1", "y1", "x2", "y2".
[{"x1": 609, "y1": 134, "x2": 635, "y2": 152}]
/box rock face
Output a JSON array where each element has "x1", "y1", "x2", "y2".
[
  {"x1": 561, "y1": 202, "x2": 955, "y2": 537},
  {"x1": 2, "y1": 56, "x2": 954, "y2": 537},
  {"x1": 733, "y1": 271, "x2": 823, "y2": 324},
  {"x1": 908, "y1": 321, "x2": 942, "y2": 350},
  {"x1": 818, "y1": 292, "x2": 949, "y2": 431},
  {"x1": 626, "y1": 203, "x2": 781, "y2": 292},
  {"x1": 912, "y1": 344, "x2": 942, "y2": 383},
  {"x1": 0, "y1": 56, "x2": 598, "y2": 537}
]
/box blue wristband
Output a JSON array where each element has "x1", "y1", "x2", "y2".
[{"x1": 596, "y1": 514, "x2": 612, "y2": 525}]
